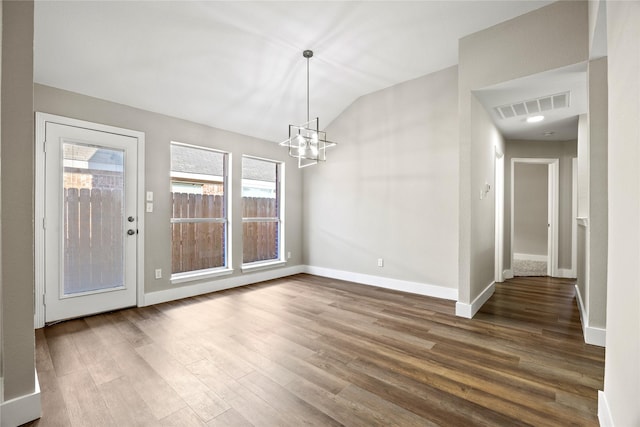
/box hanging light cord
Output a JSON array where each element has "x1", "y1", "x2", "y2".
[
  {"x1": 306, "y1": 53, "x2": 310, "y2": 123},
  {"x1": 303, "y1": 49, "x2": 313, "y2": 124}
]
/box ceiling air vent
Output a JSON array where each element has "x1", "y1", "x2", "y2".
[{"x1": 495, "y1": 91, "x2": 570, "y2": 119}]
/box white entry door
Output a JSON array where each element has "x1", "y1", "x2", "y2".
[{"x1": 43, "y1": 120, "x2": 139, "y2": 322}]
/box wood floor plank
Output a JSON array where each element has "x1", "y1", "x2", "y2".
[
  {"x1": 98, "y1": 377, "x2": 157, "y2": 427},
  {"x1": 107, "y1": 342, "x2": 187, "y2": 420},
  {"x1": 206, "y1": 408, "x2": 254, "y2": 427},
  {"x1": 159, "y1": 406, "x2": 207, "y2": 426},
  {"x1": 30, "y1": 274, "x2": 604, "y2": 426},
  {"x1": 237, "y1": 370, "x2": 343, "y2": 426},
  {"x1": 286, "y1": 376, "x2": 396, "y2": 427},
  {"x1": 57, "y1": 369, "x2": 116, "y2": 427},
  {"x1": 135, "y1": 343, "x2": 210, "y2": 399},
  {"x1": 30, "y1": 368, "x2": 72, "y2": 427},
  {"x1": 43, "y1": 321, "x2": 85, "y2": 378},
  {"x1": 184, "y1": 391, "x2": 230, "y2": 423}
]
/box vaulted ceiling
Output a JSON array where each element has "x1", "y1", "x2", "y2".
[{"x1": 34, "y1": 1, "x2": 557, "y2": 143}]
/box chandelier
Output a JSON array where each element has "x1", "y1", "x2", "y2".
[{"x1": 280, "y1": 50, "x2": 336, "y2": 168}]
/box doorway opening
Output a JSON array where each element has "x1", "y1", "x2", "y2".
[{"x1": 510, "y1": 158, "x2": 559, "y2": 277}]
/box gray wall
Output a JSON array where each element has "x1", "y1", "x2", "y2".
[
  {"x1": 469, "y1": 95, "x2": 503, "y2": 296},
  {"x1": 34, "y1": 84, "x2": 304, "y2": 295},
  {"x1": 586, "y1": 57, "x2": 608, "y2": 328},
  {"x1": 513, "y1": 163, "x2": 547, "y2": 256},
  {"x1": 576, "y1": 114, "x2": 588, "y2": 302},
  {"x1": 1, "y1": 0, "x2": 35, "y2": 401},
  {"x1": 576, "y1": 58, "x2": 609, "y2": 332},
  {"x1": 604, "y1": 1, "x2": 640, "y2": 424},
  {"x1": 504, "y1": 140, "x2": 577, "y2": 271},
  {"x1": 303, "y1": 66, "x2": 459, "y2": 290},
  {"x1": 0, "y1": 0, "x2": 3, "y2": 400},
  {"x1": 458, "y1": 0, "x2": 588, "y2": 305}
]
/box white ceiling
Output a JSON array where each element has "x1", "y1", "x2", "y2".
[
  {"x1": 34, "y1": 1, "x2": 555, "y2": 143},
  {"x1": 475, "y1": 62, "x2": 588, "y2": 141}
]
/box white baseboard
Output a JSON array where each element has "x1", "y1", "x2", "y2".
[
  {"x1": 1, "y1": 370, "x2": 41, "y2": 427},
  {"x1": 503, "y1": 269, "x2": 514, "y2": 279},
  {"x1": 574, "y1": 284, "x2": 606, "y2": 347},
  {"x1": 584, "y1": 325, "x2": 606, "y2": 347},
  {"x1": 303, "y1": 265, "x2": 458, "y2": 301},
  {"x1": 598, "y1": 390, "x2": 614, "y2": 427},
  {"x1": 143, "y1": 265, "x2": 305, "y2": 306},
  {"x1": 556, "y1": 268, "x2": 577, "y2": 278},
  {"x1": 455, "y1": 281, "x2": 495, "y2": 319},
  {"x1": 513, "y1": 252, "x2": 548, "y2": 262}
]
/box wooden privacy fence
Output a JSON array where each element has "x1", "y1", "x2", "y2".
[
  {"x1": 64, "y1": 190, "x2": 281, "y2": 286},
  {"x1": 242, "y1": 196, "x2": 278, "y2": 264},
  {"x1": 172, "y1": 193, "x2": 225, "y2": 273},
  {"x1": 171, "y1": 193, "x2": 278, "y2": 273},
  {"x1": 64, "y1": 188, "x2": 123, "y2": 295}
]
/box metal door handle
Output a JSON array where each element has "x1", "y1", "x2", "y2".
[
  {"x1": 128, "y1": 216, "x2": 135, "y2": 222},
  {"x1": 127, "y1": 229, "x2": 136, "y2": 236}
]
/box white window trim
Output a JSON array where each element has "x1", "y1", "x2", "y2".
[
  {"x1": 170, "y1": 267, "x2": 234, "y2": 285},
  {"x1": 241, "y1": 156, "x2": 285, "y2": 268},
  {"x1": 170, "y1": 141, "x2": 231, "y2": 279},
  {"x1": 241, "y1": 260, "x2": 286, "y2": 273}
]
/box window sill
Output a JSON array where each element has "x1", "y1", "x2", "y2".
[
  {"x1": 241, "y1": 260, "x2": 286, "y2": 273},
  {"x1": 171, "y1": 267, "x2": 234, "y2": 285}
]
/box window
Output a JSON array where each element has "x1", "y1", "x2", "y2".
[
  {"x1": 170, "y1": 142, "x2": 230, "y2": 278},
  {"x1": 242, "y1": 156, "x2": 282, "y2": 266}
]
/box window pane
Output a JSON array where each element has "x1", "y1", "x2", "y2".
[
  {"x1": 242, "y1": 222, "x2": 278, "y2": 263},
  {"x1": 242, "y1": 157, "x2": 277, "y2": 217},
  {"x1": 171, "y1": 144, "x2": 224, "y2": 176},
  {"x1": 171, "y1": 143, "x2": 228, "y2": 275},
  {"x1": 172, "y1": 222, "x2": 225, "y2": 273},
  {"x1": 242, "y1": 157, "x2": 280, "y2": 264}
]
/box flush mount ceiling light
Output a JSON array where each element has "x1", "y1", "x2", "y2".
[
  {"x1": 526, "y1": 115, "x2": 545, "y2": 123},
  {"x1": 280, "y1": 50, "x2": 337, "y2": 168}
]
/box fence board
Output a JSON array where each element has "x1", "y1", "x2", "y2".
[
  {"x1": 65, "y1": 188, "x2": 80, "y2": 294},
  {"x1": 62, "y1": 188, "x2": 123, "y2": 294},
  {"x1": 111, "y1": 188, "x2": 123, "y2": 288},
  {"x1": 78, "y1": 188, "x2": 92, "y2": 290}
]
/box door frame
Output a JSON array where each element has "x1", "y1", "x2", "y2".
[
  {"x1": 495, "y1": 147, "x2": 505, "y2": 283},
  {"x1": 510, "y1": 157, "x2": 559, "y2": 277},
  {"x1": 34, "y1": 113, "x2": 145, "y2": 328}
]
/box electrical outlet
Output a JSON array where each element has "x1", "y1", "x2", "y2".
[
  {"x1": 146, "y1": 202, "x2": 153, "y2": 213},
  {"x1": 155, "y1": 269, "x2": 162, "y2": 279},
  {"x1": 377, "y1": 258, "x2": 384, "y2": 267}
]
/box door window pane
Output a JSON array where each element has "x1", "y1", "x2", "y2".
[{"x1": 63, "y1": 142, "x2": 124, "y2": 295}]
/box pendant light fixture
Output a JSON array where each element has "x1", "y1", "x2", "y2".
[{"x1": 280, "y1": 50, "x2": 336, "y2": 168}]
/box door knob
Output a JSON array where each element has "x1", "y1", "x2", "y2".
[
  {"x1": 128, "y1": 216, "x2": 135, "y2": 222},
  {"x1": 127, "y1": 229, "x2": 136, "y2": 236}
]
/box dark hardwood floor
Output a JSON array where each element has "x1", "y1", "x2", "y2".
[{"x1": 27, "y1": 274, "x2": 604, "y2": 426}]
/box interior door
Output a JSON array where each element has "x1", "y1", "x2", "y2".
[{"x1": 44, "y1": 121, "x2": 138, "y2": 322}]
